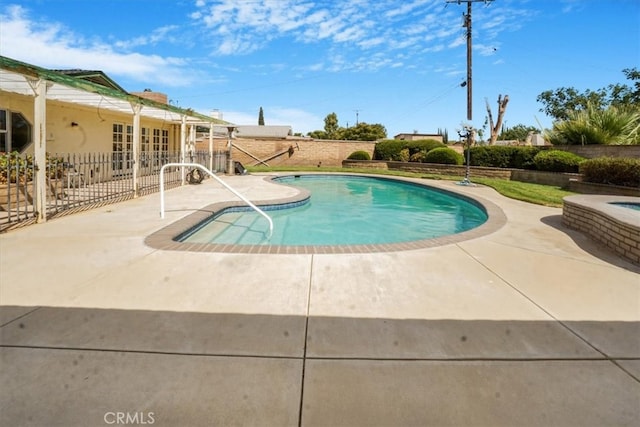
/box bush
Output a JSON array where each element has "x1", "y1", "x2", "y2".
[
  {"x1": 580, "y1": 157, "x2": 640, "y2": 187},
  {"x1": 373, "y1": 139, "x2": 445, "y2": 161},
  {"x1": 532, "y1": 150, "x2": 585, "y2": 172},
  {"x1": 423, "y1": 147, "x2": 464, "y2": 165},
  {"x1": 346, "y1": 150, "x2": 371, "y2": 160},
  {"x1": 468, "y1": 145, "x2": 542, "y2": 169},
  {"x1": 373, "y1": 140, "x2": 405, "y2": 160}
]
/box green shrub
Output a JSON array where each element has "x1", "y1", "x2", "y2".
[
  {"x1": 580, "y1": 157, "x2": 640, "y2": 187},
  {"x1": 468, "y1": 145, "x2": 543, "y2": 169},
  {"x1": 405, "y1": 139, "x2": 445, "y2": 156},
  {"x1": 410, "y1": 151, "x2": 427, "y2": 162},
  {"x1": 423, "y1": 147, "x2": 464, "y2": 165},
  {"x1": 346, "y1": 150, "x2": 371, "y2": 160},
  {"x1": 373, "y1": 140, "x2": 405, "y2": 160},
  {"x1": 545, "y1": 105, "x2": 640, "y2": 145},
  {"x1": 532, "y1": 150, "x2": 585, "y2": 172},
  {"x1": 374, "y1": 138, "x2": 445, "y2": 161},
  {"x1": 511, "y1": 147, "x2": 543, "y2": 169}
]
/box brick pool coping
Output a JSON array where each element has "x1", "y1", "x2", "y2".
[
  {"x1": 145, "y1": 174, "x2": 508, "y2": 254},
  {"x1": 563, "y1": 195, "x2": 640, "y2": 265}
]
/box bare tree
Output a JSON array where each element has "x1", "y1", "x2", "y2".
[{"x1": 485, "y1": 95, "x2": 509, "y2": 145}]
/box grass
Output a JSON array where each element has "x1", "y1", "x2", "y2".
[{"x1": 247, "y1": 165, "x2": 575, "y2": 208}]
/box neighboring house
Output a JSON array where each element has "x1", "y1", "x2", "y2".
[
  {"x1": 232, "y1": 125, "x2": 293, "y2": 139},
  {"x1": 394, "y1": 133, "x2": 443, "y2": 143}
]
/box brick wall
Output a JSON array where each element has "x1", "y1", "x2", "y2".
[
  {"x1": 510, "y1": 170, "x2": 580, "y2": 188},
  {"x1": 553, "y1": 145, "x2": 640, "y2": 159},
  {"x1": 342, "y1": 160, "x2": 512, "y2": 179},
  {"x1": 228, "y1": 138, "x2": 376, "y2": 167},
  {"x1": 563, "y1": 198, "x2": 640, "y2": 265}
]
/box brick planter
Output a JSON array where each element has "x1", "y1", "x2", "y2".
[{"x1": 563, "y1": 195, "x2": 640, "y2": 265}]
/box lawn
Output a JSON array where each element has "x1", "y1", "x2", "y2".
[{"x1": 247, "y1": 166, "x2": 575, "y2": 208}]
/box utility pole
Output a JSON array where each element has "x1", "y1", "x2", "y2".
[
  {"x1": 447, "y1": 0, "x2": 493, "y2": 121},
  {"x1": 353, "y1": 109, "x2": 361, "y2": 125},
  {"x1": 447, "y1": 0, "x2": 493, "y2": 186}
]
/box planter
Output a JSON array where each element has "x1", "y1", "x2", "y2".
[{"x1": 0, "y1": 182, "x2": 34, "y2": 211}]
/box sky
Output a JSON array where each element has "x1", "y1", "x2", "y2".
[{"x1": 1, "y1": 0, "x2": 639, "y2": 138}]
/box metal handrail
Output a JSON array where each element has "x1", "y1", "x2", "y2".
[{"x1": 160, "y1": 163, "x2": 273, "y2": 238}]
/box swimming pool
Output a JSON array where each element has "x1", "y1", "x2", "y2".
[
  {"x1": 177, "y1": 175, "x2": 488, "y2": 246},
  {"x1": 610, "y1": 202, "x2": 640, "y2": 211}
]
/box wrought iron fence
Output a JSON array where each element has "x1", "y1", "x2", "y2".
[{"x1": 0, "y1": 150, "x2": 228, "y2": 232}]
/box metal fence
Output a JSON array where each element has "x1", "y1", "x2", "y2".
[{"x1": 0, "y1": 150, "x2": 228, "y2": 232}]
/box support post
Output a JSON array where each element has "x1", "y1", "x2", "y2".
[
  {"x1": 226, "y1": 126, "x2": 236, "y2": 175},
  {"x1": 208, "y1": 124, "x2": 214, "y2": 172},
  {"x1": 31, "y1": 78, "x2": 47, "y2": 223},
  {"x1": 180, "y1": 116, "x2": 187, "y2": 184},
  {"x1": 131, "y1": 103, "x2": 142, "y2": 197}
]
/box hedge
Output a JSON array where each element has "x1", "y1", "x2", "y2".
[
  {"x1": 423, "y1": 147, "x2": 464, "y2": 165},
  {"x1": 532, "y1": 150, "x2": 585, "y2": 173},
  {"x1": 580, "y1": 157, "x2": 640, "y2": 188},
  {"x1": 374, "y1": 139, "x2": 444, "y2": 161},
  {"x1": 347, "y1": 150, "x2": 371, "y2": 160}
]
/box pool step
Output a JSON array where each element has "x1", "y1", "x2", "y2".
[{"x1": 215, "y1": 213, "x2": 267, "y2": 244}]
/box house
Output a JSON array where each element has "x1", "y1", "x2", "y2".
[
  {"x1": 0, "y1": 55, "x2": 229, "y2": 223},
  {"x1": 0, "y1": 56, "x2": 228, "y2": 156},
  {"x1": 394, "y1": 133, "x2": 443, "y2": 143}
]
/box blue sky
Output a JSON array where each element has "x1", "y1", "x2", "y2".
[{"x1": 1, "y1": 0, "x2": 638, "y2": 138}]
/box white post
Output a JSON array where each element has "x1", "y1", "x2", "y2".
[
  {"x1": 180, "y1": 116, "x2": 187, "y2": 184},
  {"x1": 31, "y1": 78, "x2": 47, "y2": 223},
  {"x1": 131, "y1": 103, "x2": 142, "y2": 197},
  {"x1": 208, "y1": 123, "x2": 214, "y2": 172}
]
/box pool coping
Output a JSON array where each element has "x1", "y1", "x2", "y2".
[{"x1": 144, "y1": 173, "x2": 508, "y2": 254}]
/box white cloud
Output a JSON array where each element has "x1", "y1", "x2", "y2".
[{"x1": 0, "y1": 5, "x2": 199, "y2": 87}]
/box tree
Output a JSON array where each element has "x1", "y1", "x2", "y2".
[
  {"x1": 537, "y1": 68, "x2": 640, "y2": 121},
  {"x1": 485, "y1": 95, "x2": 509, "y2": 145},
  {"x1": 338, "y1": 122, "x2": 387, "y2": 141},
  {"x1": 499, "y1": 124, "x2": 539, "y2": 141},
  {"x1": 258, "y1": 107, "x2": 265, "y2": 126},
  {"x1": 324, "y1": 113, "x2": 339, "y2": 138},
  {"x1": 307, "y1": 112, "x2": 387, "y2": 141}
]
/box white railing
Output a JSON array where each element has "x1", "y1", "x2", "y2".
[{"x1": 159, "y1": 163, "x2": 273, "y2": 238}]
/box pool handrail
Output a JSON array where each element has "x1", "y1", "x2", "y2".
[{"x1": 159, "y1": 163, "x2": 273, "y2": 239}]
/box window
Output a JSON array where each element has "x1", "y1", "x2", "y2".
[
  {"x1": 112, "y1": 123, "x2": 124, "y2": 171},
  {"x1": 152, "y1": 129, "x2": 161, "y2": 152},
  {"x1": 0, "y1": 110, "x2": 32, "y2": 153},
  {"x1": 0, "y1": 110, "x2": 6, "y2": 152},
  {"x1": 140, "y1": 128, "x2": 150, "y2": 167}
]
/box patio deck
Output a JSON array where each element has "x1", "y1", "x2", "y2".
[{"x1": 1, "y1": 173, "x2": 638, "y2": 426}]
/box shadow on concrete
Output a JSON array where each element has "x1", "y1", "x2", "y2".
[
  {"x1": 540, "y1": 214, "x2": 640, "y2": 273},
  {"x1": 1, "y1": 306, "x2": 639, "y2": 426}
]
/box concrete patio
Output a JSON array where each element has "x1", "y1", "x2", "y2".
[{"x1": 1, "y1": 173, "x2": 638, "y2": 426}]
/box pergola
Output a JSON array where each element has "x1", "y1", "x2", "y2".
[{"x1": 0, "y1": 56, "x2": 230, "y2": 222}]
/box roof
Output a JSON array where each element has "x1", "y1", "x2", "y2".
[
  {"x1": 0, "y1": 56, "x2": 229, "y2": 126},
  {"x1": 53, "y1": 69, "x2": 127, "y2": 92},
  {"x1": 232, "y1": 125, "x2": 292, "y2": 138}
]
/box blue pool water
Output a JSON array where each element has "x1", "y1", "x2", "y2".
[
  {"x1": 610, "y1": 202, "x2": 640, "y2": 211},
  {"x1": 179, "y1": 175, "x2": 488, "y2": 246}
]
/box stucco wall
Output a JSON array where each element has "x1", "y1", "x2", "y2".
[{"x1": 1, "y1": 91, "x2": 182, "y2": 154}]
